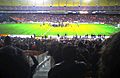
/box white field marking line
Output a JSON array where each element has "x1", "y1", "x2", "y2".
[{"x1": 43, "y1": 27, "x2": 53, "y2": 35}]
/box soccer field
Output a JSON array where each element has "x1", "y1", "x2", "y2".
[{"x1": 0, "y1": 23, "x2": 119, "y2": 36}]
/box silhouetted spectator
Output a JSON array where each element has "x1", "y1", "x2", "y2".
[
  {"x1": 99, "y1": 32, "x2": 120, "y2": 78},
  {"x1": 77, "y1": 41, "x2": 89, "y2": 64},
  {"x1": 48, "y1": 42, "x2": 63, "y2": 65},
  {"x1": 0, "y1": 36, "x2": 31, "y2": 78},
  {"x1": 48, "y1": 45, "x2": 87, "y2": 78}
]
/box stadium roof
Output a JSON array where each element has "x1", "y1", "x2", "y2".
[
  {"x1": 0, "y1": 0, "x2": 120, "y2": 14},
  {"x1": 0, "y1": 0, "x2": 120, "y2": 6}
]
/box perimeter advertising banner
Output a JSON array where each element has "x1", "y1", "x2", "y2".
[{"x1": 0, "y1": 34, "x2": 9, "y2": 36}]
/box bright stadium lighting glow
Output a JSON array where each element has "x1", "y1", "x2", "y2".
[
  {"x1": 35, "y1": 0, "x2": 48, "y2": 4},
  {"x1": 83, "y1": 0, "x2": 91, "y2": 3},
  {"x1": 35, "y1": 0, "x2": 43, "y2": 4}
]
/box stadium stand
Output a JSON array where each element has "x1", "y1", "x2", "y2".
[
  {"x1": 6, "y1": 13, "x2": 120, "y2": 24},
  {"x1": 0, "y1": 14, "x2": 17, "y2": 23},
  {"x1": 0, "y1": 0, "x2": 120, "y2": 78}
]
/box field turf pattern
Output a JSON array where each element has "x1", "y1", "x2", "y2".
[{"x1": 0, "y1": 23, "x2": 119, "y2": 36}]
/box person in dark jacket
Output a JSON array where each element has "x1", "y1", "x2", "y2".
[{"x1": 48, "y1": 45, "x2": 87, "y2": 78}]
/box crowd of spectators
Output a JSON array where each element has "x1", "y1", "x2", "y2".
[
  {"x1": 0, "y1": 34, "x2": 106, "y2": 78},
  {"x1": 9, "y1": 13, "x2": 120, "y2": 24},
  {"x1": 0, "y1": 31, "x2": 120, "y2": 78},
  {"x1": 0, "y1": 36, "x2": 46, "y2": 52},
  {"x1": 0, "y1": 36, "x2": 39, "y2": 78},
  {"x1": 47, "y1": 36, "x2": 103, "y2": 78},
  {"x1": 47, "y1": 31, "x2": 120, "y2": 78},
  {"x1": 0, "y1": 14, "x2": 17, "y2": 23},
  {"x1": 0, "y1": 9, "x2": 120, "y2": 78}
]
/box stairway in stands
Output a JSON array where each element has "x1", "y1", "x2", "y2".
[{"x1": 33, "y1": 56, "x2": 51, "y2": 78}]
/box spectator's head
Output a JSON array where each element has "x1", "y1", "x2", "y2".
[
  {"x1": 100, "y1": 32, "x2": 120, "y2": 78},
  {"x1": 4, "y1": 36, "x2": 11, "y2": 45},
  {"x1": 0, "y1": 50, "x2": 31, "y2": 78},
  {"x1": 62, "y1": 45, "x2": 77, "y2": 62}
]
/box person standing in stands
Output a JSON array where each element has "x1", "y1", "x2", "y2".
[
  {"x1": 0, "y1": 36, "x2": 31, "y2": 78},
  {"x1": 48, "y1": 45, "x2": 87, "y2": 78}
]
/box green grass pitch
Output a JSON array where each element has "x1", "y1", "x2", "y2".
[{"x1": 0, "y1": 23, "x2": 119, "y2": 36}]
